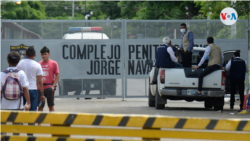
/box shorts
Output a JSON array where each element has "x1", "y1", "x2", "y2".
[{"x1": 38, "y1": 88, "x2": 55, "y2": 107}]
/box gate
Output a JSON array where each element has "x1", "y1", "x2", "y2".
[{"x1": 1, "y1": 20, "x2": 249, "y2": 99}]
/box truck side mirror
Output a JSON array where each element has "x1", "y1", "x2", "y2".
[{"x1": 146, "y1": 59, "x2": 153, "y2": 66}]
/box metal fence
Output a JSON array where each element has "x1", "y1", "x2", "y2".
[{"x1": 1, "y1": 20, "x2": 249, "y2": 98}]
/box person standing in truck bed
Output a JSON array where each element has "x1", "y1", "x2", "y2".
[{"x1": 180, "y1": 23, "x2": 194, "y2": 67}]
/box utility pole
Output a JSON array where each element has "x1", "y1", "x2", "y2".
[
  {"x1": 231, "y1": 0, "x2": 237, "y2": 38},
  {"x1": 64, "y1": 0, "x2": 81, "y2": 18}
]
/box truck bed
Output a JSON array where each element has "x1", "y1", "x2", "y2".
[
  {"x1": 149, "y1": 67, "x2": 225, "y2": 98},
  {"x1": 164, "y1": 68, "x2": 224, "y2": 89}
]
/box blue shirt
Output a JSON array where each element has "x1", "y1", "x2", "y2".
[{"x1": 181, "y1": 30, "x2": 194, "y2": 52}]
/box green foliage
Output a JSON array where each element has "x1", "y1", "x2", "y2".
[
  {"x1": 195, "y1": 1, "x2": 231, "y2": 19},
  {"x1": 1, "y1": 1, "x2": 46, "y2": 19},
  {"x1": 86, "y1": 1, "x2": 121, "y2": 20},
  {"x1": 192, "y1": 14, "x2": 206, "y2": 20},
  {"x1": 133, "y1": 1, "x2": 185, "y2": 20},
  {"x1": 42, "y1": 1, "x2": 92, "y2": 19},
  {"x1": 117, "y1": 1, "x2": 201, "y2": 20},
  {"x1": 232, "y1": 1, "x2": 250, "y2": 19}
]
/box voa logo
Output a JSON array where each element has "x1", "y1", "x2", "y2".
[{"x1": 220, "y1": 7, "x2": 238, "y2": 25}]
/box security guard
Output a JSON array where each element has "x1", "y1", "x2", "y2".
[
  {"x1": 151, "y1": 37, "x2": 181, "y2": 84},
  {"x1": 180, "y1": 23, "x2": 194, "y2": 67},
  {"x1": 226, "y1": 51, "x2": 248, "y2": 111}
]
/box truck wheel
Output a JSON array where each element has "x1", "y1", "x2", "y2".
[
  {"x1": 213, "y1": 97, "x2": 224, "y2": 111},
  {"x1": 148, "y1": 84, "x2": 155, "y2": 107},
  {"x1": 204, "y1": 100, "x2": 213, "y2": 109},
  {"x1": 155, "y1": 84, "x2": 166, "y2": 109}
]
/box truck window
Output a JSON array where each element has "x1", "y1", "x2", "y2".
[
  {"x1": 178, "y1": 50, "x2": 206, "y2": 67},
  {"x1": 223, "y1": 52, "x2": 234, "y2": 66}
]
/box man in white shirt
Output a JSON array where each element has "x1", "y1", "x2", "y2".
[
  {"x1": 151, "y1": 37, "x2": 182, "y2": 84},
  {"x1": 17, "y1": 47, "x2": 45, "y2": 111},
  {"x1": 1, "y1": 51, "x2": 30, "y2": 110},
  {"x1": 193, "y1": 37, "x2": 224, "y2": 96}
]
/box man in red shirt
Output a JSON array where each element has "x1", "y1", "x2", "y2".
[{"x1": 38, "y1": 46, "x2": 60, "y2": 112}]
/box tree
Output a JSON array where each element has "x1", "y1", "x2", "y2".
[
  {"x1": 86, "y1": 1, "x2": 122, "y2": 20},
  {"x1": 95, "y1": 1, "x2": 121, "y2": 19},
  {"x1": 1, "y1": 1, "x2": 46, "y2": 19},
  {"x1": 195, "y1": 1, "x2": 231, "y2": 19},
  {"x1": 42, "y1": 1, "x2": 90, "y2": 19},
  {"x1": 132, "y1": 1, "x2": 184, "y2": 20},
  {"x1": 233, "y1": 1, "x2": 250, "y2": 19},
  {"x1": 120, "y1": 1, "x2": 201, "y2": 20}
]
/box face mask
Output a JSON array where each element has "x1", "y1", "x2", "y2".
[{"x1": 180, "y1": 29, "x2": 186, "y2": 33}]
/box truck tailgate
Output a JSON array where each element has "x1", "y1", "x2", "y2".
[{"x1": 164, "y1": 68, "x2": 224, "y2": 89}]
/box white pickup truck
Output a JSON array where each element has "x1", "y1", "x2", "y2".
[{"x1": 148, "y1": 47, "x2": 236, "y2": 110}]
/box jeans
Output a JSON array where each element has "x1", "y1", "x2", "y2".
[{"x1": 23, "y1": 90, "x2": 38, "y2": 111}]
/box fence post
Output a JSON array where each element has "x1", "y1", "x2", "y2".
[
  {"x1": 0, "y1": 20, "x2": 3, "y2": 41},
  {"x1": 122, "y1": 19, "x2": 126, "y2": 101}
]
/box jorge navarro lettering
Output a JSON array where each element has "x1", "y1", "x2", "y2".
[{"x1": 127, "y1": 44, "x2": 159, "y2": 75}]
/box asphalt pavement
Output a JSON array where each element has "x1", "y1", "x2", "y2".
[{"x1": 43, "y1": 98, "x2": 249, "y2": 119}]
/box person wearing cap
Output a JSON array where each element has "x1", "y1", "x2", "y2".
[
  {"x1": 151, "y1": 37, "x2": 182, "y2": 84},
  {"x1": 180, "y1": 23, "x2": 194, "y2": 67},
  {"x1": 226, "y1": 51, "x2": 248, "y2": 111}
]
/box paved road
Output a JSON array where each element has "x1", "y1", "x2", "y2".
[
  {"x1": 35, "y1": 98, "x2": 248, "y2": 141},
  {"x1": 43, "y1": 98, "x2": 249, "y2": 119}
]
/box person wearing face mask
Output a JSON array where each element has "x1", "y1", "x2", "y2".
[
  {"x1": 180, "y1": 23, "x2": 194, "y2": 67},
  {"x1": 150, "y1": 37, "x2": 182, "y2": 84}
]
